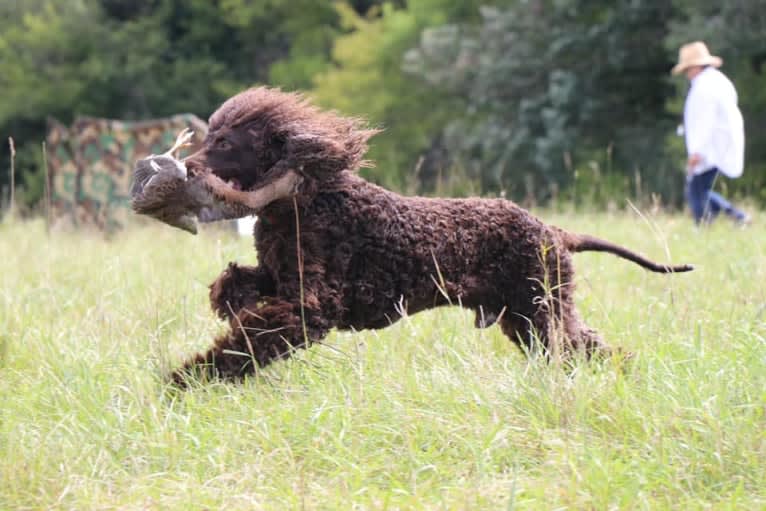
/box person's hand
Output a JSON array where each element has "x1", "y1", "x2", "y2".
[{"x1": 686, "y1": 153, "x2": 702, "y2": 175}]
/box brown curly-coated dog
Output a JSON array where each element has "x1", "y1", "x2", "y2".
[{"x1": 131, "y1": 87, "x2": 692, "y2": 384}]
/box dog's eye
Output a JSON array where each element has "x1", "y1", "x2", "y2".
[{"x1": 217, "y1": 140, "x2": 232, "y2": 151}]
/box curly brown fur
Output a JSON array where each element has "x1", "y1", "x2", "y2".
[
  {"x1": 187, "y1": 87, "x2": 379, "y2": 193},
  {"x1": 153, "y1": 87, "x2": 692, "y2": 385}
]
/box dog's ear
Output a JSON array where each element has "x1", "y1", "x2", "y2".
[
  {"x1": 245, "y1": 123, "x2": 263, "y2": 140},
  {"x1": 284, "y1": 133, "x2": 347, "y2": 173},
  {"x1": 269, "y1": 132, "x2": 286, "y2": 151},
  {"x1": 266, "y1": 132, "x2": 286, "y2": 163},
  {"x1": 245, "y1": 123, "x2": 286, "y2": 165},
  {"x1": 245, "y1": 122, "x2": 285, "y2": 145}
]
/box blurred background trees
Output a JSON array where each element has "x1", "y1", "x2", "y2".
[{"x1": 2, "y1": 0, "x2": 765, "y2": 210}]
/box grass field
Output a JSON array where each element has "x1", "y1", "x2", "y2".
[{"x1": 1, "y1": 212, "x2": 764, "y2": 510}]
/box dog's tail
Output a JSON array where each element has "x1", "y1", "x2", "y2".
[{"x1": 562, "y1": 232, "x2": 694, "y2": 273}]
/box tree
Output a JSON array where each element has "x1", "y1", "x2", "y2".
[
  {"x1": 405, "y1": 1, "x2": 680, "y2": 203},
  {"x1": 311, "y1": 0, "x2": 507, "y2": 192},
  {"x1": 0, "y1": 0, "x2": 342, "y2": 208},
  {"x1": 0, "y1": 1, "x2": 107, "y2": 206}
]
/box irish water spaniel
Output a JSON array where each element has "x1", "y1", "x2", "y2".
[{"x1": 131, "y1": 87, "x2": 693, "y2": 384}]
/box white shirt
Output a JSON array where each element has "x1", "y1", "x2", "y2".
[{"x1": 683, "y1": 67, "x2": 745, "y2": 178}]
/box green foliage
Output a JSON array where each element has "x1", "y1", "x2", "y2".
[
  {"x1": 405, "y1": 1, "x2": 679, "y2": 202},
  {"x1": 0, "y1": 0, "x2": 342, "y2": 207},
  {"x1": 311, "y1": 1, "x2": 477, "y2": 190},
  {"x1": 2, "y1": 0, "x2": 766, "y2": 209}
]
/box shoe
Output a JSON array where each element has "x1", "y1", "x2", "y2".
[{"x1": 735, "y1": 213, "x2": 752, "y2": 227}]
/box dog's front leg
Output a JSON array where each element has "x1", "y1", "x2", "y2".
[
  {"x1": 208, "y1": 263, "x2": 276, "y2": 320},
  {"x1": 172, "y1": 297, "x2": 331, "y2": 385}
]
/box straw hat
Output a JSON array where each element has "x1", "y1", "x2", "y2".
[{"x1": 671, "y1": 41, "x2": 723, "y2": 75}]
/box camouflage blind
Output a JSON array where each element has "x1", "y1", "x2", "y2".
[{"x1": 46, "y1": 114, "x2": 207, "y2": 232}]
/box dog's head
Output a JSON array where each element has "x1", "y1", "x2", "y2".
[
  {"x1": 132, "y1": 87, "x2": 379, "y2": 233},
  {"x1": 131, "y1": 129, "x2": 254, "y2": 233},
  {"x1": 183, "y1": 87, "x2": 380, "y2": 205}
]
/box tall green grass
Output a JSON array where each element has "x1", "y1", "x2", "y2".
[{"x1": 1, "y1": 213, "x2": 764, "y2": 510}]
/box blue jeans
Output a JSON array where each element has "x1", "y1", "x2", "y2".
[{"x1": 685, "y1": 168, "x2": 746, "y2": 224}]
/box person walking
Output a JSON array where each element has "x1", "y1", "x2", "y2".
[{"x1": 672, "y1": 41, "x2": 750, "y2": 225}]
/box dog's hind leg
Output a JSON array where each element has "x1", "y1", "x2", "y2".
[
  {"x1": 549, "y1": 277, "x2": 612, "y2": 359},
  {"x1": 171, "y1": 297, "x2": 330, "y2": 385},
  {"x1": 560, "y1": 308, "x2": 612, "y2": 360},
  {"x1": 498, "y1": 302, "x2": 611, "y2": 360},
  {"x1": 499, "y1": 314, "x2": 543, "y2": 355}
]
